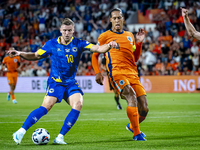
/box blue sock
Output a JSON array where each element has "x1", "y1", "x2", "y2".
[
  {"x1": 60, "y1": 109, "x2": 80, "y2": 135},
  {"x1": 22, "y1": 106, "x2": 48, "y2": 130}
]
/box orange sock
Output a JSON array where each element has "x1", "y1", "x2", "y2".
[
  {"x1": 129, "y1": 115, "x2": 146, "y2": 129},
  {"x1": 11, "y1": 94, "x2": 15, "y2": 100},
  {"x1": 9, "y1": 92, "x2": 11, "y2": 95},
  {"x1": 139, "y1": 115, "x2": 146, "y2": 123},
  {"x1": 127, "y1": 106, "x2": 140, "y2": 136}
]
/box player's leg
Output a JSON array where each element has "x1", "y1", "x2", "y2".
[
  {"x1": 60, "y1": 93, "x2": 82, "y2": 134},
  {"x1": 126, "y1": 95, "x2": 148, "y2": 138},
  {"x1": 137, "y1": 95, "x2": 149, "y2": 123},
  {"x1": 126, "y1": 79, "x2": 148, "y2": 138},
  {"x1": 109, "y1": 77, "x2": 122, "y2": 109},
  {"x1": 13, "y1": 96, "x2": 56, "y2": 145},
  {"x1": 109, "y1": 75, "x2": 145, "y2": 140},
  {"x1": 114, "y1": 89, "x2": 122, "y2": 110},
  {"x1": 121, "y1": 85, "x2": 145, "y2": 141},
  {"x1": 10, "y1": 83, "x2": 17, "y2": 104},
  {"x1": 54, "y1": 92, "x2": 82, "y2": 144},
  {"x1": 8, "y1": 74, "x2": 17, "y2": 103},
  {"x1": 131, "y1": 81, "x2": 148, "y2": 123},
  {"x1": 6, "y1": 73, "x2": 12, "y2": 101},
  {"x1": 126, "y1": 95, "x2": 148, "y2": 124},
  {"x1": 12, "y1": 75, "x2": 18, "y2": 103}
]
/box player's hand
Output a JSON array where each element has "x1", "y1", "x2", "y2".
[
  {"x1": 7, "y1": 50, "x2": 20, "y2": 58},
  {"x1": 95, "y1": 72, "x2": 104, "y2": 85},
  {"x1": 108, "y1": 40, "x2": 118, "y2": 49},
  {"x1": 181, "y1": 7, "x2": 188, "y2": 17},
  {"x1": 136, "y1": 28, "x2": 145, "y2": 43}
]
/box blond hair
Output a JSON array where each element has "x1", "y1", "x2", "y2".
[{"x1": 61, "y1": 18, "x2": 74, "y2": 26}]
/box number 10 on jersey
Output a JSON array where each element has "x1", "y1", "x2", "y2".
[{"x1": 66, "y1": 54, "x2": 74, "y2": 63}]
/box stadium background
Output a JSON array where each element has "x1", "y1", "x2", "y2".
[
  {"x1": 0, "y1": 0, "x2": 200, "y2": 93},
  {"x1": 0, "y1": 1, "x2": 200, "y2": 150}
]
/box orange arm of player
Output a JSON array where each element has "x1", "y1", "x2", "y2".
[
  {"x1": 134, "y1": 41, "x2": 143, "y2": 62},
  {"x1": 92, "y1": 52, "x2": 101, "y2": 74},
  {"x1": 92, "y1": 52, "x2": 104, "y2": 85}
]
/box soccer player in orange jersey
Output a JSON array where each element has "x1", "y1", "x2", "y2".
[
  {"x1": 2, "y1": 47, "x2": 20, "y2": 104},
  {"x1": 93, "y1": 8, "x2": 149, "y2": 141}
]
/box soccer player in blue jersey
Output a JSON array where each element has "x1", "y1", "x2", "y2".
[{"x1": 8, "y1": 18, "x2": 117, "y2": 145}]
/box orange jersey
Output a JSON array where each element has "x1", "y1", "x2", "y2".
[
  {"x1": 98, "y1": 30, "x2": 142, "y2": 76},
  {"x1": 2, "y1": 56, "x2": 20, "y2": 72}
]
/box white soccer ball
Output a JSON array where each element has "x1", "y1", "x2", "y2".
[{"x1": 32, "y1": 128, "x2": 50, "y2": 145}]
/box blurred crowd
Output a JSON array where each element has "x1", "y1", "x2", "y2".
[{"x1": 0, "y1": 0, "x2": 200, "y2": 77}]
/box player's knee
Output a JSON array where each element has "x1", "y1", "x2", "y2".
[
  {"x1": 73, "y1": 100, "x2": 83, "y2": 111},
  {"x1": 140, "y1": 106, "x2": 149, "y2": 117},
  {"x1": 10, "y1": 84, "x2": 15, "y2": 90},
  {"x1": 42, "y1": 101, "x2": 55, "y2": 111},
  {"x1": 42, "y1": 104, "x2": 53, "y2": 111}
]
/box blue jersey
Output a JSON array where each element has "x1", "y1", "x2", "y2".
[{"x1": 37, "y1": 36, "x2": 93, "y2": 85}]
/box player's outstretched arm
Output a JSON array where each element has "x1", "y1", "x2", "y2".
[
  {"x1": 90, "y1": 41, "x2": 118, "y2": 53},
  {"x1": 181, "y1": 7, "x2": 200, "y2": 40},
  {"x1": 7, "y1": 50, "x2": 43, "y2": 61}
]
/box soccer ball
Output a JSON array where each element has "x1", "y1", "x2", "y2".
[{"x1": 32, "y1": 128, "x2": 50, "y2": 145}]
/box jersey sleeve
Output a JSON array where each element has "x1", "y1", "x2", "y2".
[
  {"x1": 17, "y1": 56, "x2": 20, "y2": 63},
  {"x1": 131, "y1": 33, "x2": 143, "y2": 62},
  {"x1": 80, "y1": 40, "x2": 94, "y2": 51},
  {"x1": 134, "y1": 41, "x2": 143, "y2": 62},
  {"x1": 97, "y1": 33, "x2": 106, "y2": 46},
  {"x1": 36, "y1": 40, "x2": 52, "y2": 57},
  {"x1": 92, "y1": 52, "x2": 101, "y2": 74}
]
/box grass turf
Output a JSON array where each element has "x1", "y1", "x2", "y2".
[{"x1": 0, "y1": 93, "x2": 200, "y2": 150}]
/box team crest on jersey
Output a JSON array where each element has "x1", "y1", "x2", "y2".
[
  {"x1": 49, "y1": 88, "x2": 54, "y2": 93},
  {"x1": 127, "y1": 36, "x2": 132, "y2": 42},
  {"x1": 14, "y1": 59, "x2": 17, "y2": 63},
  {"x1": 127, "y1": 36, "x2": 133, "y2": 44},
  {"x1": 119, "y1": 80, "x2": 125, "y2": 85},
  {"x1": 72, "y1": 47, "x2": 77, "y2": 52},
  {"x1": 57, "y1": 48, "x2": 61, "y2": 51}
]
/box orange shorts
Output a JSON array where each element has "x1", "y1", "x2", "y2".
[
  {"x1": 109, "y1": 74, "x2": 146, "y2": 98},
  {"x1": 6, "y1": 72, "x2": 18, "y2": 86}
]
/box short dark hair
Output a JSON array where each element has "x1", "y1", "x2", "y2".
[
  {"x1": 61, "y1": 18, "x2": 74, "y2": 26},
  {"x1": 109, "y1": 8, "x2": 123, "y2": 17}
]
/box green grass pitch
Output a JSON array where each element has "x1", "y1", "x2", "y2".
[{"x1": 0, "y1": 93, "x2": 200, "y2": 150}]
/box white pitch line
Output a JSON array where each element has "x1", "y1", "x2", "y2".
[
  {"x1": 0, "y1": 111, "x2": 200, "y2": 117},
  {"x1": 0, "y1": 115, "x2": 200, "y2": 124}
]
